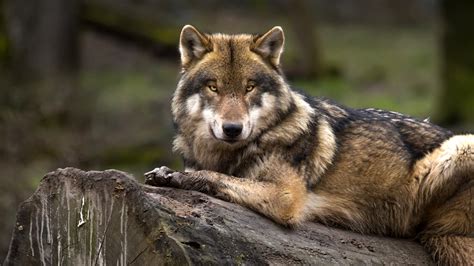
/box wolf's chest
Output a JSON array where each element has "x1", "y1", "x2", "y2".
[{"x1": 192, "y1": 142, "x2": 265, "y2": 177}]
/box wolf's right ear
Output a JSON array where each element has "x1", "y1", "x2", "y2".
[{"x1": 179, "y1": 25, "x2": 211, "y2": 67}]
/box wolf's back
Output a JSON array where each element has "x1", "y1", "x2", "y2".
[{"x1": 321, "y1": 103, "x2": 454, "y2": 163}]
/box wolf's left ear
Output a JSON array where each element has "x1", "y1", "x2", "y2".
[
  {"x1": 253, "y1": 26, "x2": 285, "y2": 66},
  {"x1": 179, "y1": 25, "x2": 211, "y2": 67}
]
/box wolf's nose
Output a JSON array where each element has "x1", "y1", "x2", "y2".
[{"x1": 222, "y1": 123, "x2": 243, "y2": 138}]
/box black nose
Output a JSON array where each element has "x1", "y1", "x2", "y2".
[{"x1": 222, "y1": 123, "x2": 243, "y2": 138}]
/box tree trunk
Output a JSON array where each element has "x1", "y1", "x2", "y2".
[
  {"x1": 285, "y1": 0, "x2": 323, "y2": 79},
  {"x1": 2, "y1": 0, "x2": 90, "y2": 164},
  {"x1": 3, "y1": 0, "x2": 81, "y2": 120},
  {"x1": 4, "y1": 168, "x2": 433, "y2": 265},
  {"x1": 4, "y1": 0, "x2": 80, "y2": 80},
  {"x1": 437, "y1": 0, "x2": 474, "y2": 129}
]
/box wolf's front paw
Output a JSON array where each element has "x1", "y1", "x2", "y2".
[{"x1": 144, "y1": 166, "x2": 186, "y2": 187}]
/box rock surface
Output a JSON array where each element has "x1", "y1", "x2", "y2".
[{"x1": 4, "y1": 168, "x2": 433, "y2": 265}]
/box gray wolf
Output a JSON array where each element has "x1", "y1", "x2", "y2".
[{"x1": 145, "y1": 25, "x2": 474, "y2": 265}]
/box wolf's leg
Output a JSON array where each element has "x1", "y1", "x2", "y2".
[
  {"x1": 145, "y1": 166, "x2": 310, "y2": 226},
  {"x1": 415, "y1": 135, "x2": 474, "y2": 205},
  {"x1": 419, "y1": 182, "x2": 474, "y2": 265},
  {"x1": 421, "y1": 236, "x2": 473, "y2": 266}
]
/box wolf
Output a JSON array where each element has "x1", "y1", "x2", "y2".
[{"x1": 145, "y1": 25, "x2": 474, "y2": 265}]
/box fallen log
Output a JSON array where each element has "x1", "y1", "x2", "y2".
[{"x1": 4, "y1": 168, "x2": 433, "y2": 265}]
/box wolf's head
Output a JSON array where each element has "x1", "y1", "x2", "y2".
[{"x1": 172, "y1": 25, "x2": 294, "y2": 148}]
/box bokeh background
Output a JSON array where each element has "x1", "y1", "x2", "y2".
[{"x1": 1, "y1": 0, "x2": 473, "y2": 259}]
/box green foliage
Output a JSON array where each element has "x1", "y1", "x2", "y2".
[
  {"x1": 0, "y1": 35, "x2": 8, "y2": 61},
  {"x1": 79, "y1": 66, "x2": 182, "y2": 178},
  {"x1": 82, "y1": 3, "x2": 178, "y2": 45},
  {"x1": 437, "y1": 66, "x2": 474, "y2": 126},
  {"x1": 0, "y1": 0, "x2": 10, "y2": 64},
  {"x1": 292, "y1": 25, "x2": 437, "y2": 118}
]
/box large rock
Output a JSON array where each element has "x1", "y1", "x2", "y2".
[{"x1": 4, "y1": 168, "x2": 433, "y2": 265}]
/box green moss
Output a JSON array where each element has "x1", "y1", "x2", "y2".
[{"x1": 235, "y1": 253, "x2": 246, "y2": 265}]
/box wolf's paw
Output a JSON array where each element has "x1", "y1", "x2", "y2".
[{"x1": 144, "y1": 166, "x2": 186, "y2": 187}]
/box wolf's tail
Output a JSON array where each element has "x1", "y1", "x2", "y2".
[
  {"x1": 417, "y1": 134, "x2": 473, "y2": 203},
  {"x1": 416, "y1": 134, "x2": 474, "y2": 265}
]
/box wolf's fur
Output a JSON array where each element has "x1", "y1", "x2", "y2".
[{"x1": 146, "y1": 25, "x2": 474, "y2": 265}]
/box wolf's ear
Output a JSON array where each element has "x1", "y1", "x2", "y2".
[
  {"x1": 179, "y1": 25, "x2": 211, "y2": 67},
  {"x1": 253, "y1": 26, "x2": 285, "y2": 66}
]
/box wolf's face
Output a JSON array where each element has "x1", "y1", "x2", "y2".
[{"x1": 172, "y1": 25, "x2": 293, "y2": 147}]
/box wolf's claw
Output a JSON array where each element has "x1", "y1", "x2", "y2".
[{"x1": 144, "y1": 166, "x2": 176, "y2": 186}]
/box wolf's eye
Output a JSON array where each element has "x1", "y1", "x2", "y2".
[
  {"x1": 246, "y1": 85, "x2": 255, "y2": 92},
  {"x1": 207, "y1": 85, "x2": 218, "y2": 92}
]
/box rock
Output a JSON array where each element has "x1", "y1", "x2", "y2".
[{"x1": 3, "y1": 168, "x2": 433, "y2": 265}]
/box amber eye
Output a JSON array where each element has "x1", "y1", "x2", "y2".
[
  {"x1": 207, "y1": 85, "x2": 218, "y2": 92},
  {"x1": 246, "y1": 85, "x2": 255, "y2": 92}
]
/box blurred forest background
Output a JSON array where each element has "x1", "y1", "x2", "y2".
[{"x1": 1, "y1": 0, "x2": 473, "y2": 259}]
